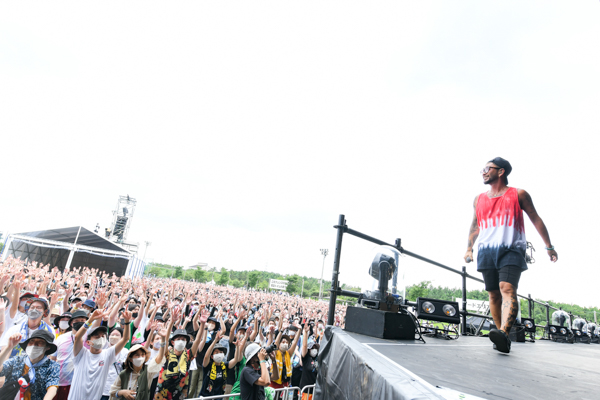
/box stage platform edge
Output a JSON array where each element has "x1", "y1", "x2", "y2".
[{"x1": 314, "y1": 326, "x2": 484, "y2": 400}]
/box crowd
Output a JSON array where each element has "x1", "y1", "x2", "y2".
[{"x1": 0, "y1": 257, "x2": 347, "y2": 400}]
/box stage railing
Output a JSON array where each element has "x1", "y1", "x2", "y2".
[{"x1": 327, "y1": 214, "x2": 580, "y2": 338}]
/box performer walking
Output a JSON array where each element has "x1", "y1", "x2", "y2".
[{"x1": 464, "y1": 157, "x2": 557, "y2": 353}]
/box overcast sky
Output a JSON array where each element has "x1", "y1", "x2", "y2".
[{"x1": 1, "y1": 1, "x2": 599, "y2": 308}]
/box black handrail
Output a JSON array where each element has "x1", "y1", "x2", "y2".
[{"x1": 327, "y1": 214, "x2": 581, "y2": 337}]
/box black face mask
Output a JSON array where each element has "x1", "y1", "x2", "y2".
[
  {"x1": 132, "y1": 313, "x2": 138, "y2": 319},
  {"x1": 72, "y1": 322, "x2": 84, "y2": 332},
  {"x1": 120, "y1": 319, "x2": 126, "y2": 325}
]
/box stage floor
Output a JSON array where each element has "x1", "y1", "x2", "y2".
[{"x1": 346, "y1": 331, "x2": 600, "y2": 400}]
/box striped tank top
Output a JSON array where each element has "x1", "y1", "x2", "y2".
[{"x1": 475, "y1": 187, "x2": 527, "y2": 270}]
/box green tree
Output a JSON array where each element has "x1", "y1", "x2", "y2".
[
  {"x1": 174, "y1": 266, "x2": 183, "y2": 279},
  {"x1": 286, "y1": 275, "x2": 300, "y2": 295},
  {"x1": 407, "y1": 281, "x2": 431, "y2": 301},
  {"x1": 146, "y1": 266, "x2": 163, "y2": 277},
  {"x1": 194, "y1": 267, "x2": 207, "y2": 283},
  {"x1": 218, "y1": 268, "x2": 229, "y2": 286},
  {"x1": 248, "y1": 271, "x2": 260, "y2": 288},
  {"x1": 231, "y1": 279, "x2": 244, "y2": 288}
]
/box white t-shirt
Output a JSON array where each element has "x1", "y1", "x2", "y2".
[
  {"x1": 68, "y1": 346, "x2": 117, "y2": 400},
  {"x1": 103, "y1": 347, "x2": 128, "y2": 396}
]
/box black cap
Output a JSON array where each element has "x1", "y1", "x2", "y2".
[
  {"x1": 20, "y1": 330, "x2": 57, "y2": 355},
  {"x1": 69, "y1": 310, "x2": 88, "y2": 326},
  {"x1": 488, "y1": 157, "x2": 512, "y2": 184}
]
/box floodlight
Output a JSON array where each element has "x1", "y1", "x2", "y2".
[
  {"x1": 416, "y1": 298, "x2": 460, "y2": 324},
  {"x1": 522, "y1": 318, "x2": 536, "y2": 333}
]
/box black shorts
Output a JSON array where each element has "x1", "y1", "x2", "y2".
[{"x1": 481, "y1": 265, "x2": 522, "y2": 291}]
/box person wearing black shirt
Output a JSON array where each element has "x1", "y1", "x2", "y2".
[
  {"x1": 299, "y1": 324, "x2": 319, "y2": 399},
  {"x1": 240, "y1": 344, "x2": 270, "y2": 400}
]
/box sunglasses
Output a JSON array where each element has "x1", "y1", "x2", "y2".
[{"x1": 480, "y1": 166, "x2": 502, "y2": 174}]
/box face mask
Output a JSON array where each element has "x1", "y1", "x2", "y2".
[
  {"x1": 91, "y1": 337, "x2": 106, "y2": 349},
  {"x1": 310, "y1": 349, "x2": 318, "y2": 358},
  {"x1": 28, "y1": 309, "x2": 43, "y2": 320},
  {"x1": 26, "y1": 345, "x2": 45, "y2": 360},
  {"x1": 73, "y1": 322, "x2": 86, "y2": 332},
  {"x1": 132, "y1": 313, "x2": 138, "y2": 319},
  {"x1": 207, "y1": 323, "x2": 215, "y2": 331},
  {"x1": 59, "y1": 321, "x2": 70, "y2": 330},
  {"x1": 274, "y1": 313, "x2": 280, "y2": 317},
  {"x1": 174, "y1": 340, "x2": 186, "y2": 351},
  {"x1": 20, "y1": 300, "x2": 28, "y2": 309},
  {"x1": 213, "y1": 353, "x2": 225, "y2": 364},
  {"x1": 132, "y1": 357, "x2": 145, "y2": 367},
  {"x1": 83, "y1": 309, "x2": 90, "y2": 316},
  {"x1": 280, "y1": 343, "x2": 289, "y2": 352},
  {"x1": 80, "y1": 297, "x2": 87, "y2": 303},
  {"x1": 192, "y1": 306, "x2": 199, "y2": 312},
  {"x1": 109, "y1": 336, "x2": 120, "y2": 345}
]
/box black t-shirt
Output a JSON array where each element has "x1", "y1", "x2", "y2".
[
  {"x1": 299, "y1": 354, "x2": 318, "y2": 388},
  {"x1": 200, "y1": 360, "x2": 229, "y2": 397},
  {"x1": 226, "y1": 341, "x2": 238, "y2": 385},
  {"x1": 240, "y1": 365, "x2": 265, "y2": 400}
]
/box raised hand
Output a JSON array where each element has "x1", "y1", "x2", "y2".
[
  {"x1": 121, "y1": 310, "x2": 133, "y2": 324},
  {"x1": 199, "y1": 309, "x2": 209, "y2": 324},
  {"x1": 8, "y1": 333, "x2": 22, "y2": 348}
]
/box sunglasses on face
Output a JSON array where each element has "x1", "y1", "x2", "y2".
[{"x1": 480, "y1": 166, "x2": 502, "y2": 174}]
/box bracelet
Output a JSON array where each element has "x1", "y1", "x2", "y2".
[
  {"x1": 82, "y1": 323, "x2": 90, "y2": 329},
  {"x1": 260, "y1": 360, "x2": 268, "y2": 364},
  {"x1": 160, "y1": 342, "x2": 166, "y2": 348},
  {"x1": 545, "y1": 246, "x2": 555, "y2": 251}
]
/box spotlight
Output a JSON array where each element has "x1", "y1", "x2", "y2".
[
  {"x1": 522, "y1": 317, "x2": 536, "y2": 333},
  {"x1": 549, "y1": 310, "x2": 572, "y2": 343},
  {"x1": 572, "y1": 318, "x2": 590, "y2": 344},
  {"x1": 416, "y1": 297, "x2": 460, "y2": 324}
]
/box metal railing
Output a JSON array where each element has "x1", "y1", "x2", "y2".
[
  {"x1": 190, "y1": 384, "x2": 316, "y2": 400},
  {"x1": 326, "y1": 214, "x2": 583, "y2": 338}
]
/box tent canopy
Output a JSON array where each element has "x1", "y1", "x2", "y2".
[{"x1": 2, "y1": 226, "x2": 136, "y2": 276}]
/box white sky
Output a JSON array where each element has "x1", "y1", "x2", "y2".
[{"x1": 1, "y1": 2, "x2": 599, "y2": 307}]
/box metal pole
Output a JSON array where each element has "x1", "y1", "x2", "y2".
[
  {"x1": 528, "y1": 294, "x2": 533, "y2": 318},
  {"x1": 319, "y1": 249, "x2": 328, "y2": 300},
  {"x1": 327, "y1": 215, "x2": 345, "y2": 326},
  {"x1": 392, "y1": 240, "x2": 399, "y2": 294},
  {"x1": 461, "y1": 266, "x2": 467, "y2": 336},
  {"x1": 545, "y1": 303, "x2": 550, "y2": 338}
]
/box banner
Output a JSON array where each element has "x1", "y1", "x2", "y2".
[{"x1": 269, "y1": 279, "x2": 288, "y2": 290}]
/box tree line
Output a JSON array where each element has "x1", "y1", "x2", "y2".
[{"x1": 144, "y1": 263, "x2": 361, "y2": 299}]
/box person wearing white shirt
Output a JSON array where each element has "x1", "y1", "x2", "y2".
[{"x1": 67, "y1": 309, "x2": 131, "y2": 400}]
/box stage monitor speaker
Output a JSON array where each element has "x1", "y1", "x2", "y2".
[
  {"x1": 509, "y1": 325, "x2": 526, "y2": 343},
  {"x1": 344, "y1": 306, "x2": 415, "y2": 340}
]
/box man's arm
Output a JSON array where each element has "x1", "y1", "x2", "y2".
[
  {"x1": 255, "y1": 349, "x2": 271, "y2": 386},
  {"x1": 43, "y1": 386, "x2": 57, "y2": 400},
  {"x1": 114, "y1": 311, "x2": 132, "y2": 354},
  {"x1": 464, "y1": 195, "x2": 480, "y2": 263},
  {"x1": 518, "y1": 189, "x2": 558, "y2": 262}
]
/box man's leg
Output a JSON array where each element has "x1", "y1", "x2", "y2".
[
  {"x1": 487, "y1": 289, "x2": 502, "y2": 329},
  {"x1": 499, "y1": 281, "x2": 518, "y2": 334}
]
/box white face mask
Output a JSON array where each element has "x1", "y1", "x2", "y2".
[
  {"x1": 213, "y1": 353, "x2": 225, "y2": 364},
  {"x1": 20, "y1": 300, "x2": 28, "y2": 309},
  {"x1": 280, "y1": 343, "x2": 289, "y2": 352},
  {"x1": 59, "y1": 321, "x2": 70, "y2": 330},
  {"x1": 109, "y1": 336, "x2": 120, "y2": 345},
  {"x1": 132, "y1": 357, "x2": 145, "y2": 367},
  {"x1": 310, "y1": 349, "x2": 318, "y2": 358},
  {"x1": 174, "y1": 340, "x2": 186, "y2": 351},
  {"x1": 207, "y1": 323, "x2": 215, "y2": 331},
  {"x1": 91, "y1": 337, "x2": 106, "y2": 349},
  {"x1": 26, "y1": 345, "x2": 45, "y2": 360}
]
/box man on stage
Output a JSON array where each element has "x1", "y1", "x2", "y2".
[{"x1": 464, "y1": 157, "x2": 558, "y2": 353}]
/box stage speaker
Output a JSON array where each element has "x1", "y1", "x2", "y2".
[
  {"x1": 344, "y1": 306, "x2": 416, "y2": 340},
  {"x1": 509, "y1": 325, "x2": 526, "y2": 343}
]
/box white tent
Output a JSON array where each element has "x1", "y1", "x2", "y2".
[{"x1": 0, "y1": 226, "x2": 145, "y2": 277}]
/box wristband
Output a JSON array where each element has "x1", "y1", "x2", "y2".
[
  {"x1": 160, "y1": 342, "x2": 166, "y2": 347},
  {"x1": 260, "y1": 360, "x2": 268, "y2": 364},
  {"x1": 83, "y1": 323, "x2": 90, "y2": 329},
  {"x1": 545, "y1": 246, "x2": 555, "y2": 251}
]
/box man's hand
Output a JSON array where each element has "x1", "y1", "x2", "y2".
[
  {"x1": 464, "y1": 250, "x2": 473, "y2": 263},
  {"x1": 89, "y1": 309, "x2": 106, "y2": 322},
  {"x1": 257, "y1": 348, "x2": 267, "y2": 361},
  {"x1": 8, "y1": 333, "x2": 22, "y2": 348},
  {"x1": 121, "y1": 310, "x2": 132, "y2": 324},
  {"x1": 548, "y1": 249, "x2": 558, "y2": 262}
]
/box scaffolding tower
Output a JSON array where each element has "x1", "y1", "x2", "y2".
[{"x1": 105, "y1": 195, "x2": 139, "y2": 253}]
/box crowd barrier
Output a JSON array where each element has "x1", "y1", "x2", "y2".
[{"x1": 190, "y1": 384, "x2": 315, "y2": 400}]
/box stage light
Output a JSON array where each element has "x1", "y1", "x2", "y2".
[
  {"x1": 572, "y1": 318, "x2": 590, "y2": 343},
  {"x1": 416, "y1": 298, "x2": 460, "y2": 324},
  {"x1": 522, "y1": 318, "x2": 536, "y2": 333}
]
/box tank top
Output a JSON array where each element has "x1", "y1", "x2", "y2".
[{"x1": 475, "y1": 187, "x2": 527, "y2": 270}]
